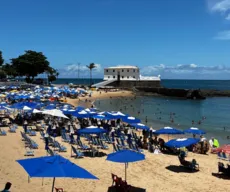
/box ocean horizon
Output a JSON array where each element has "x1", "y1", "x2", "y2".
[{"x1": 53, "y1": 78, "x2": 230, "y2": 91}]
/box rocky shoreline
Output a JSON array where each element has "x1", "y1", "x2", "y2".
[{"x1": 135, "y1": 87, "x2": 230, "y2": 99}]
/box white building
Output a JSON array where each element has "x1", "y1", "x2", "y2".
[{"x1": 103, "y1": 65, "x2": 160, "y2": 81}]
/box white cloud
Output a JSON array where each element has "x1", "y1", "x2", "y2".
[
  {"x1": 208, "y1": 0, "x2": 230, "y2": 19},
  {"x1": 226, "y1": 13, "x2": 230, "y2": 19},
  {"x1": 59, "y1": 63, "x2": 103, "y2": 78},
  {"x1": 141, "y1": 63, "x2": 230, "y2": 77},
  {"x1": 211, "y1": 0, "x2": 230, "y2": 12},
  {"x1": 190, "y1": 64, "x2": 197, "y2": 68},
  {"x1": 214, "y1": 30, "x2": 230, "y2": 39}
]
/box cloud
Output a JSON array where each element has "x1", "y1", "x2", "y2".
[
  {"x1": 211, "y1": 0, "x2": 230, "y2": 13},
  {"x1": 57, "y1": 63, "x2": 230, "y2": 79},
  {"x1": 58, "y1": 63, "x2": 103, "y2": 78},
  {"x1": 208, "y1": 0, "x2": 230, "y2": 18},
  {"x1": 141, "y1": 63, "x2": 230, "y2": 79},
  {"x1": 214, "y1": 30, "x2": 230, "y2": 39},
  {"x1": 226, "y1": 13, "x2": 230, "y2": 19}
]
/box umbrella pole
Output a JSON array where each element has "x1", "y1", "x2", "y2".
[
  {"x1": 51, "y1": 177, "x2": 56, "y2": 192},
  {"x1": 125, "y1": 163, "x2": 127, "y2": 181}
]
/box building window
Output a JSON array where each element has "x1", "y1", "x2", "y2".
[
  {"x1": 133, "y1": 76, "x2": 135, "y2": 79},
  {"x1": 113, "y1": 76, "x2": 115, "y2": 78},
  {"x1": 127, "y1": 76, "x2": 129, "y2": 79},
  {"x1": 106, "y1": 69, "x2": 108, "y2": 72},
  {"x1": 122, "y1": 69, "x2": 124, "y2": 72},
  {"x1": 133, "y1": 69, "x2": 135, "y2": 72},
  {"x1": 113, "y1": 70, "x2": 115, "y2": 72},
  {"x1": 127, "y1": 69, "x2": 129, "y2": 72},
  {"x1": 122, "y1": 76, "x2": 124, "y2": 79}
]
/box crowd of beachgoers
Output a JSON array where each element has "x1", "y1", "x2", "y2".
[{"x1": 0, "y1": 84, "x2": 230, "y2": 192}]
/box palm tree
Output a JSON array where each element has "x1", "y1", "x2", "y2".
[{"x1": 86, "y1": 63, "x2": 96, "y2": 86}]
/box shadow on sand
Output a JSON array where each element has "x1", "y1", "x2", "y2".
[
  {"x1": 107, "y1": 186, "x2": 146, "y2": 192},
  {"x1": 212, "y1": 173, "x2": 230, "y2": 180},
  {"x1": 83, "y1": 151, "x2": 107, "y2": 158},
  {"x1": 166, "y1": 165, "x2": 199, "y2": 173}
]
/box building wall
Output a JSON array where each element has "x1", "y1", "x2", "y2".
[
  {"x1": 104, "y1": 68, "x2": 140, "y2": 81},
  {"x1": 107, "y1": 80, "x2": 161, "y2": 88}
]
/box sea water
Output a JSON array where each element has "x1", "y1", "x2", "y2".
[{"x1": 94, "y1": 96, "x2": 230, "y2": 144}]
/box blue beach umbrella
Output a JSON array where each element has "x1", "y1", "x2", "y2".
[
  {"x1": 16, "y1": 155, "x2": 98, "y2": 192},
  {"x1": 122, "y1": 116, "x2": 141, "y2": 124},
  {"x1": 184, "y1": 127, "x2": 206, "y2": 135},
  {"x1": 77, "y1": 126, "x2": 107, "y2": 135},
  {"x1": 92, "y1": 114, "x2": 111, "y2": 120},
  {"x1": 106, "y1": 150, "x2": 145, "y2": 181},
  {"x1": 155, "y1": 127, "x2": 184, "y2": 135},
  {"x1": 131, "y1": 123, "x2": 150, "y2": 130},
  {"x1": 75, "y1": 106, "x2": 85, "y2": 111},
  {"x1": 165, "y1": 138, "x2": 200, "y2": 148},
  {"x1": 106, "y1": 111, "x2": 127, "y2": 119},
  {"x1": 72, "y1": 110, "x2": 90, "y2": 118}
]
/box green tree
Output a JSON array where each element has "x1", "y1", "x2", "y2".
[
  {"x1": 2, "y1": 63, "x2": 18, "y2": 78},
  {"x1": 0, "y1": 70, "x2": 6, "y2": 79},
  {"x1": 10, "y1": 50, "x2": 50, "y2": 83},
  {"x1": 46, "y1": 68, "x2": 59, "y2": 84},
  {"x1": 86, "y1": 63, "x2": 96, "y2": 86},
  {"x1": 0, "y1": 51, "x2": 4, "y2": 67}
]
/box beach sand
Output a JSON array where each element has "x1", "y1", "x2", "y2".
[
  {"x1": 67, "y1": 90, "x2": 135, "y2": 108},
  {"x1": 0, "y1": 91, "x2": 230, "y2": 192}
]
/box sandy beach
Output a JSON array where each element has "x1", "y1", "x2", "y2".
[
  {"x1": 0, "y1": 91, "x2": 230, "y2": 192},
  {"x1": 67, "y1": 90, "x2": 135, "y2": 108}
]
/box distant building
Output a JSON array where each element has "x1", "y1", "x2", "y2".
[
  {"x1": 104, "y1": 66, "x2": 140, "y2": 81},
  {"x1": 104, "y1": 65, "x2": 160, "y2": 81}
]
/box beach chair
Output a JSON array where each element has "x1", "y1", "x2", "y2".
[
  {"x1": 29, "y1": 140, "x2": 39, "y2": 149},
  {"x1": 27, "y1": 127, "x2": 36, "y2": 136},
  {"x1": 9, "y1": 125, "x2": 16, "y2": 133},
  {"x1": 78, "y1": 139, "x2": 90, "y2": 150},
  {"x1": 71, "y1": 145, "x2": 84, "y2": 158},
  {"x1": 98, "y1": 139, "x2": 109, "y2": 149},
  {"x1": 47, "y1": 147, "x2": 57, "y2": 156},
  {"x1": 24, "y1": 148, "x2": 34, "y2": 156},
  {"x1": 54, "y1": 141, "x2": 67, "y2": 152},
  {"x1": 100, "y1": 134, "x2": 106, "y2": 141},
  {"x1": 120, "y1": 139, "x2": 129, "y2": 149},
  {"x1": 105, "y1": 135, "x2": 112, "y2": 144},
  {"x1": 64, "y1": 133, "x2": 71, "y2": 143},
  {"x1": 116, "y1": 144, "x2": 123, "y2": 151},
  {"x1": 113, "y1": 143, "x2": 118, "y2": 152},
  {"x1": 134, "y1": 143, "x2": 144, "y2": 153},
  {"x1": 0, "y1": 128, "x2": 7, "y2": 136}
]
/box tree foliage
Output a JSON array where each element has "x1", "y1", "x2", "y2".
[
  {"x1": 86, "y1": 63, "x2": 96, "y2": 86},
  {"x1": 2, "y1": 63, "x2": 18, "y2": 78},
  {"x1": 0, "y1": 70, "x2": 6, "y2": 79},
  {"x1": 47, "y1": 67, "x2": 59, "y2": 83},
  {"x1": 10, "y1": 50, "x2": 50, "y2": 83},
  {"x1": 0, "y1": 51, "x2": 4, "y2": 67}
]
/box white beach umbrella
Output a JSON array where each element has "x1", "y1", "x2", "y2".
[
  {"x1": 42, "y1": 109, "x2": 69, "y2": 119},
  {"x1": 23, "y1": 106, "x2": 32, "y2": 111},
  {"x1": 33, "y1": 109, "x2": 42, "y2": 114}
]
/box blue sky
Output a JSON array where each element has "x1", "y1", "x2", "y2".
[{"x1": 1, "y1": 0, "x2": 230, "y2": 79}]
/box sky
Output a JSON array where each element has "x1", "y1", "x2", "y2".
[{"x1": 1, "y1": 0, "x2": 230, "y2": 79}]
